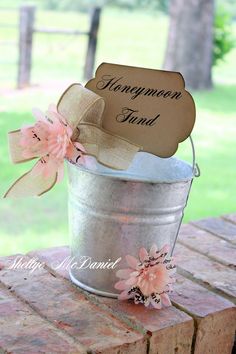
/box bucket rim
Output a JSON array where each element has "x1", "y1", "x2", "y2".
[{"x1": 67, "y1": 156, "x2": 194, "y2": 184}]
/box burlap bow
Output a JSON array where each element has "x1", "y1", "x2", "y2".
[{"x1": 4, "y1": 84, "x2": 140, "y2": 198}]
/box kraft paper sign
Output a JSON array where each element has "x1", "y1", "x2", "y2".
[{"x1": 86, "y1": 63, "x2": 196, "y2": 157}]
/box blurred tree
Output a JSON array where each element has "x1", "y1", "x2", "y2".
[
  {"x1": 217, "y1": 0, "x2": 236, "y2": 19},
  {"x1": 163, "y1": 0, "x2": 215, "y2": 90},
  {"x1": 213, "y1": 7, "x2": 234, "y2": 66}
]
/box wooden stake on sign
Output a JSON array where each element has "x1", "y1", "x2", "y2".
[
  {"x1": 84, "y1": 7, "x2": 101, "y2": 81},
  {"x1": 17, "y1": 5, "x2": 35, "y2": 89}
]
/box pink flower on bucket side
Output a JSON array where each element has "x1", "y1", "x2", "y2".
[
  {"x1": 115, "y1": 244, "x2": 176, "y2": 309},
  {"x1": 20, "y1": 104, "x2": 86, "y2": 181}
]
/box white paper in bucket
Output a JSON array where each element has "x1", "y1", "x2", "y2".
[{"x1": 78, "y1": 151, "x2": 194, "y2": 183}]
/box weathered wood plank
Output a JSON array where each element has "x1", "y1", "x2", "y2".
[
  {"x1": 29, "y1": 244, "x2": 236, "y2": 354},
  {"x1": 0, "y1": 254, "x2": 147, "y2": 353},
  {"x1": 17, "y1": 5, "x2": 35, "y2": 88},
  {"x1": 192, "y1": 217, "x2": 236, "y2": 244},
  {"x1": 29, "y1": 247, "x2": 194, "y2": 354},
  {"x1": 223, "y1": 213, "x2": 236, "y2": 225},
  {"x1": 172, "y1": 274, "x2": 236, "y2": 354},
  {"x1": 0, "y1": 284, "x2": 87, "y2": 353},
  {"x1": 179, "y1": 223, "x2": 236, "y2": 267},
  {"x1": 84, "y1": 7, "x2": 101, "y2": 80},
  {"x1": 174, "y1": 243, "x2": 236, "y2": 301}
]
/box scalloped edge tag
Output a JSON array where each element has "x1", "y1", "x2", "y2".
[{"x1": 86, "y1": 63, "x2": 195, "y2": 157}]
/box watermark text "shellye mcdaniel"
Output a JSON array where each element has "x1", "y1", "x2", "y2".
[{"x1": 7, "y1": 256, "x2": 122, "y2": 273}]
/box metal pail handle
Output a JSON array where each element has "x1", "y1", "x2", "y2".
[{"x1": 189, "y1": 135, "x2": 200, "y2": 177}]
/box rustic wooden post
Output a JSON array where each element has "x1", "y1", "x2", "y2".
[
  {"x1": 17, "y1": 5, "x2": 35, "y2": 88},
  {"x1": 84, "y1": 7, "x2": 101, "y2": 81}
]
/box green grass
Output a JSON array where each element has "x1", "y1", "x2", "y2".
[{"x1": 0, "y1": 7, "x2": 236, "y2": 256}]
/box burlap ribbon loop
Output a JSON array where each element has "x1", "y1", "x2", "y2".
[{"x1": 4, "y1": 84, "x2": 140, "y2": 198}]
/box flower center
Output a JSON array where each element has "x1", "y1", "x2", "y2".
[
  {"x1": 148, "y1": 273, "x2": 156, "y2": 281},
  {"x1": 140, "y1": 267, "x2": 157, "y2": 282},
  {"x1": 57, "y1": 135, "x2": 64, "y2": 144}
]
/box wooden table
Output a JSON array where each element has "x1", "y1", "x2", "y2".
[{"x1": 0, "y1": 214, "x2": 236, "y2": 354}]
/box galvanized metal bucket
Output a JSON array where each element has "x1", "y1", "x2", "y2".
[{"x1": 68, "y1": 137, "x2": 199, "y2": 297}]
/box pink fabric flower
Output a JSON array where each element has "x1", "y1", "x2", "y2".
[
  {"x1": 20, "y1": 104, "x2": 86, "y2": 181},
  {"x1": 115, "y1": 244, "x2": 176, "y2": 309}
]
